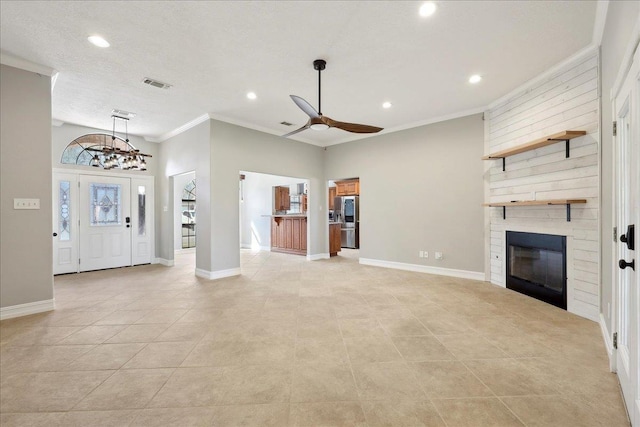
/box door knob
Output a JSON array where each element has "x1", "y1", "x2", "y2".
[
  {"x1": 52, "y1": 232, "x2": 57, "y2": 237},
  {"x1": 619, "y1": 259, "x2": 635, "y2": 271},
  {"x1": 620, "y1": 224, "x2": 635, "y2": 250}
]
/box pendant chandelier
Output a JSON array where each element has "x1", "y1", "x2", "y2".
[{"x1": 88, "y1": 115, "x2": 152, "y2": 171}]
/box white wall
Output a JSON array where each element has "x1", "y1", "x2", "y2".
[
  {"x1": 240, "y1": 171, "x2": 305, "y2": 250},
  {"x1": 484, "y1": 49, "x2": 600, "y2": 321},
  {"x1": 0, "y1": 65, "x2": 54, "y2": 310},
  {"x1": 157, "y1": 120, "x2": 211, "y2": 270},
  {"x1": 209, "y1": 119, "x2": 326, "y2": 273},
  {"x1": 325, "y1": 114, "x2": 485, "y2": 276}
]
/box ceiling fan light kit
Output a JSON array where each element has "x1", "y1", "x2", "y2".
[{"x1": 283, "y1": 59, "x2": 383, "y2": 138}]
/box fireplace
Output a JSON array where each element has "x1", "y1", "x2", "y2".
[{"x1": 506, "y1": 231, "x2": 567, "y2": 309}]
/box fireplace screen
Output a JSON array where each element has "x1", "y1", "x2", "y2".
[
  {"x1": 509, "y1": 246, "x2": 564, "y2": 292},
  {"x1": 506, "y1": 231, "x2": 566, "y2": 309}
]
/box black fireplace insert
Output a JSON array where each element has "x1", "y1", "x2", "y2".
[{"x1": 506, "y1": 231, "x2": 567, "y2": 309}]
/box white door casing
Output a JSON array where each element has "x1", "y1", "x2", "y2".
[
  {"x1": 614, "y1": 44, "x2": 640, "y2": 426},
  {"x1": 79, "y1": 175, "x2": 132, "y2": 272},
  {"x1": 53, "y1": 170, "x2": 156, "y2": 273},
  {"x1": 53, "y1": 173, "x2": 78, "y2": 274}
]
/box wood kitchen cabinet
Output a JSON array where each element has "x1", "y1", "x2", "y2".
[
  {"x1": 335, "y1": 179, "x2": 359, "y2": 196},
  {"x1": 274, "y1": 186, "x2": 290, "y2": 211},
  {"x1": 328, "y1": 187, "x2": 336, "y2": 209},
  {"x1": 329, "y1": 223, "x2": 341, "y2": 256},
  {"x1": 271, "y1": 216, "x2": 307, "y2": 255}
]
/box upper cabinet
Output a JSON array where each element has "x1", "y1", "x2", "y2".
[
  {"x1": 335, "y1": 179, "x2": 359, "y2": 196},
  {"x1": 274, "y1": 186, "x2": 290, "y2": 212},
  {"x1": 328, "y1": 187, "x2": 337, "y2": 209}
]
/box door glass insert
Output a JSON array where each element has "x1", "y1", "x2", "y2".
[
  {"x1": 138, "y1": 185, "x2": 146, "y2": 236},
  {"x1": 59, "y1": 180, "x2": 71, "y2": 241},
  {"x1": 89, "y1": 183, "x2": 122, "y2": 226},
  {"x1": 182, "y1": 178, "x2": 196, "y2": 249}
]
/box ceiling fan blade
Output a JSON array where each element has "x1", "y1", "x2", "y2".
[
  {"x1": 282, "y1": 123, "x2": 310, "y2": 138},
  {"x1": 324, "y1": 117, "x2": 383, "y2": 134},
  {"x1": 290, "y1": 95, "x2": 320, "y2": 118}
]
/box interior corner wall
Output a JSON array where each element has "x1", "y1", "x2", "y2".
[
  {"x1": 0, "y1": 64, "x2": 54, "y2": 308},
  {"x1": 599, "y1": 2, "x2": 640, "y2": 333},
  {"x1": 324, "y1": 114, "x2": 485, "y2": 274},
  {"x1": 157, "y1": 120, "x2": 211, "y2": 271},
  {"x1": 209, "y1": 120, "x2": 325, "y2": 273}
]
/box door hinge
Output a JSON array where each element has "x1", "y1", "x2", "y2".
[
  {"x1": 613, "y1": 332, "x2": 618, "y2": 349},
  {"x1": 613, "y1": 121, "x2": 617, "y2": 136},
  {"x1": 613, "y1": 226, "x2": 617, "y2": 242},
  {"x1": 78, "y1": 258, "x2": 81, "y2": 265}
]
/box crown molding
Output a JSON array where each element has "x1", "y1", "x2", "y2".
[
  {"x1": 323, "y1": 106, "x2": 487, "y2": 147},
  {"x1": 144, "y1": 113, "x2": 212, "y2": 143},
  {"x1": 51, "y1": 119, "x2": 64, "y2": 127},
  {"x1": 0, "y1": 52, "x2": 56, "y2": 77},
  {"x1": 592, "y1": 1, "x2": 610, "y2": 46}
]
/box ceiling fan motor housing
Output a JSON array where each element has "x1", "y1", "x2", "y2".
[{"x1": 313, "y1": 59, "x2": 326, "y2": 70}]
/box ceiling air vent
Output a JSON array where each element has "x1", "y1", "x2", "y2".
[
  {"x1": 111, "y1": 109, "x2": 136, "y2": 118},
  {"x1": 280, "y1": 121, "x2": 293, "y2": 126},
  {"x1": 142, "y1": 77, "x2": 172, "y2": 89}
]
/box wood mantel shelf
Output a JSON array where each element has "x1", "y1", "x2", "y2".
[
  {"x1": 483, "y1": 130, "x2": 586, "y2": 171},
  {"x1": 483, "y1": 199, "x2": 587, "y2": 222}
]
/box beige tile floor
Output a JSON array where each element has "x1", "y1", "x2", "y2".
[{"x1": 0, "y1": 249, "x2": 630, "y2": 426}]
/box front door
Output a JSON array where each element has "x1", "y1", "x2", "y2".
[
  {"x1": 79, "y1": 175, "x2": 131, "y2": 272},
  {"x1": 614, "y1": 45, "x2": 639, "y2": 426}
]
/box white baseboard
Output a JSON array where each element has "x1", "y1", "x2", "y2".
[
  {"x1": 174, "y1": 248, "x2": 196, "y2": 254},
  {"x1": 241, "y1": 244, "x2": 271, "y2": 251},
  {"x1": 359, "y1": 258, "x2": 485, "y2": 281},
  {"x1": 154, "y1": 258, "x2": 174, "y2": 267},
  {"x1": 599, "y1": 313, "x2": 615, "y2": 372},
  {"x1": 307, "y1": 253, "x2": 330, "y2": 261},
  {"x1": 195, "y1": 267, "x2": 241, "y2": 280},
  {"x1": 0, "y1": 299, "x2": 55, "y2": 320}
]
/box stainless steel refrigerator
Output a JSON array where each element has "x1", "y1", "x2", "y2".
[{"x1": 334, "y1": 196, "x2": 359, "y2": 249}]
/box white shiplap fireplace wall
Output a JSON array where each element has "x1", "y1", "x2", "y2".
[{"x1": 484, "y1": 48, "x2": 600, "y2": 321}]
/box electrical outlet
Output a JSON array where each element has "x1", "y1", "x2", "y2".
[
  {"x1": 435, "y1": 252, "x2": 443, "y2": 260},
  {"x1": 419, "y1": 250, "x2": 424, "y2": 258},
  {"x1": 423, "y1": 251, "x2": 428, "y2": 258},
  {"x1": 13, "y1": 198, "x2": 40, "y2": 209}
]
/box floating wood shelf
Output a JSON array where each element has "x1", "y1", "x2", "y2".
[
  {"x1": 483, "y1": 130, "x2": 586, "y2": 171},
  {"x1": 483, "y1": 199, "x2": 587, "y2": 222}
]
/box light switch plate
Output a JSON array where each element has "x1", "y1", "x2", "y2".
[{"x1": 14, "y1": 198, "x2": 40, "y2": 209}]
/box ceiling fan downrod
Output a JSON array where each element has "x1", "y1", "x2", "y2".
[{"x1": 314, "y1": 59, "x2": 326, "y2": 115}]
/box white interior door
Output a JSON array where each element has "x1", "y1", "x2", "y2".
[
  {"x1": 53, "y1": 172, "x2": 78, "y2": 274},
  {"x1": 131, "y1": 177, "x2": 154, "y2": 265},
  {"x1": 614, "y1": 45, "x2": 639, "y2": 426},
  {"x1": 79, "y1": 175, "x2": 131, "y2": 272}
]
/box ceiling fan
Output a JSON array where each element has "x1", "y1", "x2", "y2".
[{"x1": 283, "y1": 59, "x2": 383, "y2": 138}]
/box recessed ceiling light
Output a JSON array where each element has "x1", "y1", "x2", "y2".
[
  {"x1": 468, "y1": 74, "x2": 482, "y2": 84},
  {"x1": 88, "y1": 35, "x2": 110, "y2": 48},
  {"x1": 246, "y1": 92, "x2": 257, "y2": 100},
  {"x1": 382, "y1": 102, "x2": 392, "y2": 109},
  {"x1": 419, "y1": 2, "x2": 437, "y2": 17}
]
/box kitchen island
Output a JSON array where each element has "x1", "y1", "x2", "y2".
[
  {"x1": 329, "y1": 222, "x2": 341, "y2": 256},
  {"x1": 270, "y1": 214, "x2": 307, "y2": 255}
]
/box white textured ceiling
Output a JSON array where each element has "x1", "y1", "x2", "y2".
[{"x1": 0, "y1": 1, "x2": 597, "y2": 146}]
